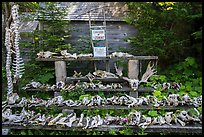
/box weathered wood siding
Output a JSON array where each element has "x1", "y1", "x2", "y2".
[
  {"x1": 68, "y1": 21, "x2": 137, "y2": 54},
  {"x1": 18, "y1": 20, "x2": 137, "y2": 75},
  {"x1": 67, "y1": 21, "x2": 137, "y2": 72}
]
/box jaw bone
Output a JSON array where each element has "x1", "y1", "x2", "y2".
[
  {"x1": 83, "y1": 116, "x2": 90, "y2": 129},
  {"x1": 66, "y1": 113, "x2": 77, "y2": 127}
]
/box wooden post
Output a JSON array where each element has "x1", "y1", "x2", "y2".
[
  {"x1": 128, "y1": 60, "x2": 139, "y2": 79},
  {"x1": 55, "y1": 61, "x2": 67, "y2": 83}
]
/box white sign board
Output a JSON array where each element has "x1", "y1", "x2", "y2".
[
  {"x1": 92, "y1": 29, "x2": 105, "y2": 40},
  {"x1": 93, "y1": 47, "x2": 106, "y2": 57}
]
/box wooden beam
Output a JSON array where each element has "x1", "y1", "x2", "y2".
[
  {"x1": 2, "y1": 122, "x2": 202, "y2": 134},
  {"x1": 7, "y1": 104, "x2": 196, "y2": 110},
  {"x1": 128, "y1": 60, "x2": 139, "y2": 79},
  {"x1": 35, "y1": 56, "x2": 158, "y2": 61},
  {"x1": 55, "y1": 61, "x2": 67, "y2": 83}
]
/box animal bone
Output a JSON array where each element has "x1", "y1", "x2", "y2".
[
  {"x1": 77, "y1": 113, "x2": 84, "y2": 127},
  {"x1": 114, "y1": 63, "x2": 123, "y2": 77},
  {"x1": 60, "y1": 50, "x2": 77, "y2": 59},
  {"x1": 83, "y1": 117, "x2": 90, "y2": 129},
  {"x1": 73, "y1": 70, "x2": 82, "y2": 78},
  {"x1": 157, "y1": 116, "x2": 166, "y2": 125},
  {"x1": 140, "y1": 61, "x2": 157, "y2": 83},
  {"x1": 55, "y1": 116, "x2": 68, "y2": 126},
  {"x1": 164, "y1": 112, "x2": 173, "y2": 125},
  {"x1": 110, "y1": 52, "x2": 134, "y2": 58},
  {"x1": 93, "y1": 70, "x2": 118, "y2": 78},
  {"x1": 29, "y1": 113, "x2": 41, "y2": 122},
  {"x1": 89, "y1": 116, "x2": 98, "y2": 128},
  {"x1": 10, "y1": 4, "x2": 25, "y2": 84},
  {"x1": 178, "y1": 110, "x2": 200, "y2": 123},
  {"x1": 63, "y1": 99, "x2": 81, "y2": 107},
  {"x1": 162, "y1": 82, "x2": 171, "y2": 91},
  {"x1": 181, "y1": 94, "x2": 192, "y2": 105},
  {"x1": 5, "y1": 27, "x2": 13, "y2": 96},
  {"x1": 111, "y1": 83, "x2": 122, "y2": 89},
  {"x1": 37, "y1": 51, "x2": 57, "y2": 58},
  {"x1": 123, "y1": 77, "x2": 139, "y2": 91},
  {"x1": 192, "y1": 95, "x2": 202, "y2": 107},
  {"x1": 48, "y1": 113, "x2": 63, "y2": 126},
  {"x1": 2, "y1": 108, "x2": 12, "y2": 122},
  {"x1": 89, "y1": 115, "x2": 103, "y2": 128},
  {"x1": 128, "y1": 111, "x2": 141, "y2": 125},
  {"x1": 171, "y1": 82, "x2": 182, "y2": 90},
  {"x1": 77, "y1": 53, "x2": 93, "y2": 58},
  {"x1": 97, "y1": 115, "x2": 103, "y2": 126},
  {"x1": 138, "y1": 116, "x2": 151, "y2": 129},
  {"x1": 81, "y1": 97, "x2": 90, "y2": 106},
  {"x1": 66, "y1": 113, "x2": 77, "y2": 127},
  {"x1": 176, "y1": 118, "x2": 186, "y2": 126},
  {"x1": 56, "y1": 81, "x2": 65, "y2": 90},
  {"x1": 85, "y1": 72, "x2": 95, "y2": 82},
  {"x1": 118, "y1": 96, "x2": 129, "y2": 105},
  {"x1": 125, "y1": 94, "x2": 138, "y2": 107},
  {"x1": 7, "y1": 93, "x2": 19, "y2": 105},
  {"x1": 167, "y1": 94, "x2": 180, "y2": 106},
  {"x1": 2, "y1": 108, "x2": 25, "y2": 123},
  {"x1": 87, "y1": 95, "x2": 104, "y2": 106},
  {"x1": 17, "y1": 97, "x2": 28, "y2": 107}
]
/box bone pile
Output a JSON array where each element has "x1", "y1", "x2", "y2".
[
  {"x1": 3, "y1": 93, "x2": 202, "y2": 109},
  {"x1": 110, "y1": 52, "x2": 134, "y2": 58},
  {"x1": 22, "y1": 81, "x2": 75, "y2": 91},
  {"x1": 37, "y1": 50, "x2": 93, "y2": 59},
  {"x1": 151, "y1": 82, "x2": 182, "y2": 91},
  {"x1": 75, "y1": 82, "x2": 123, "y2": 90},
  {"x1": 2, "y1": 108, "x2": 202, "y2": 129}
]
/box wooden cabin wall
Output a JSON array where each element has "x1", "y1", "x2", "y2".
[{"x1": 66, "y1": 21, "x2": 137, "y2": 73}]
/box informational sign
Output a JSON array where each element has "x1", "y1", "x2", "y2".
[
  {"x1": 93, "y1": 47, "x2": 106, "y2": 57},
  {"x1": 92, "y1": 29, "x2": 105, "y2": 40}
]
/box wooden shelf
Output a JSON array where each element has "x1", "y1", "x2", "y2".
[
  {"x1": 22, "y1": 87, "x2": 154, "y2": 93},
  {"x1": 6, "y1": 104, "x2": 196, "y2": 110},
  {"x1": 66, "y1": 77, "x2": 125, "y2": 83},
  {"x1": 2, "y1": 122, "x2": 202, "y2": 133},
  {"x1": 35, "y1": 56, "x2": 158, "y2": 62}
]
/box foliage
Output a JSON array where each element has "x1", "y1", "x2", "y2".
[
  {"x1": 164, "y1": 57, "x2": 201, "y2": 82},
  {"x1": 2, "y1": 67, "x2": 7, "y2": 82},
  {"x1": 148, "y1": 110, "x2": 158, "y2": 117},
  {"x1": 163, "y1": 57, "x2": 202, "y2": 98},
  {"x1": 125, "y1": 2, "x2": 202, "y2": 70},
  {"x1": 119, "y1": 128, "x2": 134, "y2": 135},
  {"x1": 32, "y1": 2, "x2": 72, "y2": 53},
  {"x1": 20, "y1": 62, "x2": 55, "y2": 87}
]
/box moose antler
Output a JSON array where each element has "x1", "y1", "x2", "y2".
[
  {"x1": 114, "y1": 63, "x2": 123, "y2": 77},
  {"x1": 140, "y1": 61, "x2": 157, "y2": 83}
]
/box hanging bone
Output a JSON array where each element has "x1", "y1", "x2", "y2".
[
  {"x1": 5, "y1": 27, "x2": 13, "y2": 97},
  {"x1": 11, "y1": 4, "x2": 24, "y2": 93}
]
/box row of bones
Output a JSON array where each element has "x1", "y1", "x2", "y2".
[
  {"x1": 4, "y1": 92, "x2": 202, "y2": 108},
  {"x1": 2, "y1": 107, "x2": 202, "y2": 129},
  {"x1": 22, "y1": 79, "x2": 181, "y2": 91},
  {"x1": 22, "y1": 60, "x2": 158, "y2": 91},
  {"x1": 37, "y1": 50, "x2": 155, "y2": 91},
  {"x1": 37, "y1": 51, "x2": 135, "y2": 59}
]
